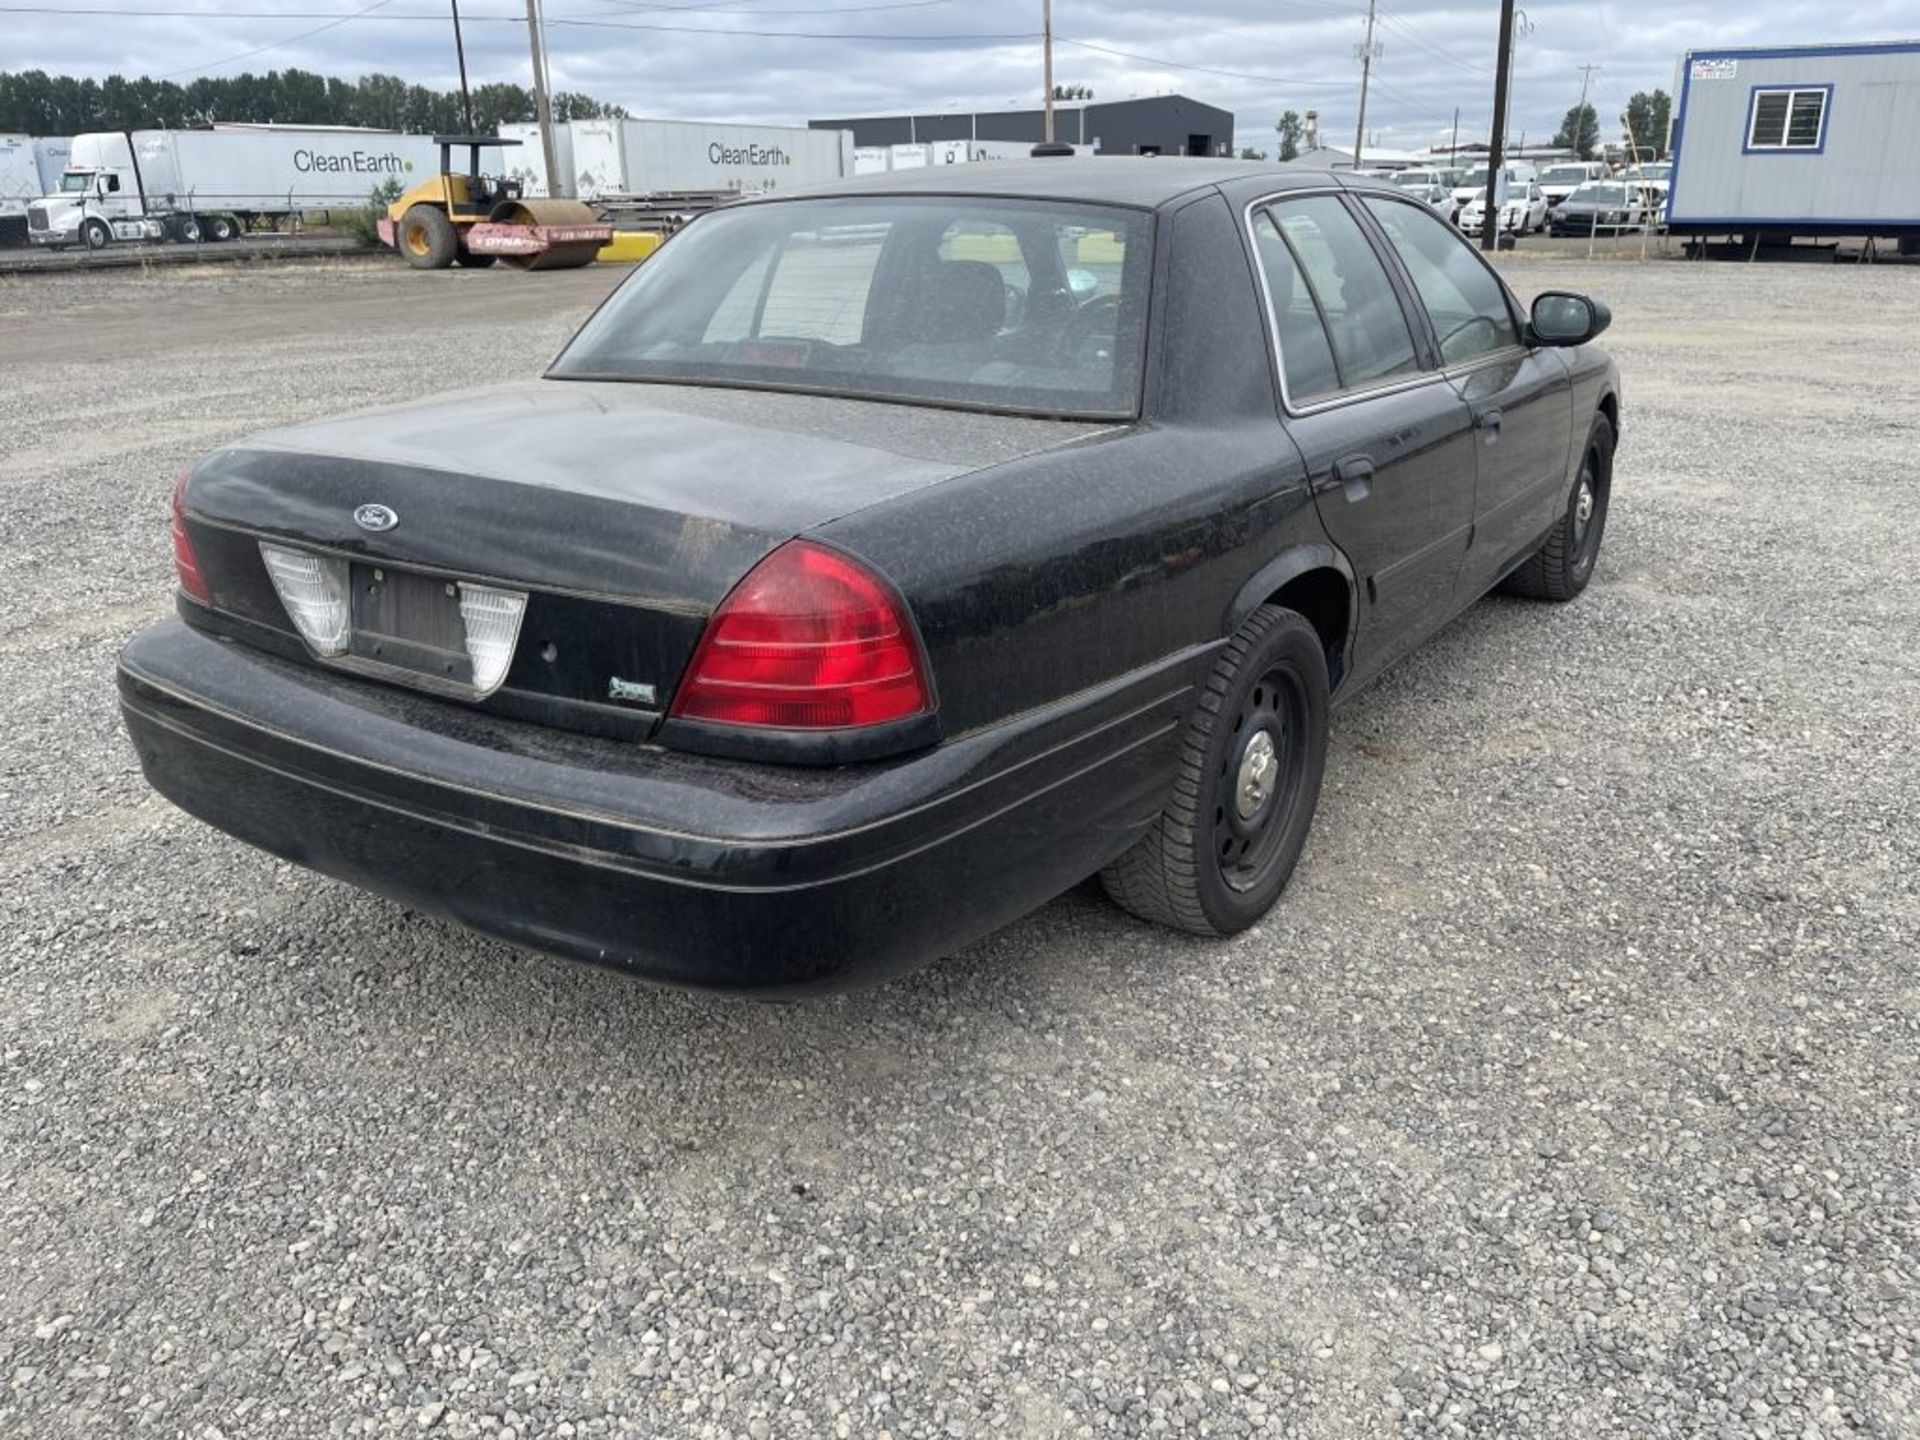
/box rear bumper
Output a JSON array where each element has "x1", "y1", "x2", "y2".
[{"x1": 118, "y1": 620, "x2": 1195, "y2": 992}]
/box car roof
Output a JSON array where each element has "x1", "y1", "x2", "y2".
[{"x1": 773, "y1": 157, "x2": 1381, "y2": 210}]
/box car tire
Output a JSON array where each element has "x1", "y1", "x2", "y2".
[
  {"x1": 398, "y1": 205, "x2": 458, "y2": 269},
  {"x1": 1101, "y1": 605, "x2": 1329, "y2": 936},
  {"x1": 1503, "y1": 412, "x2": 1615, "y2": 602},
  {"x1": 81, "y1": 218, "x2": 111, "y2": 250}
]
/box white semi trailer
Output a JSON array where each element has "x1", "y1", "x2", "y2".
[
  {"x1": 1, "y1": 135, "x2": 70, "y2": 245},
  {"x1": 1, "y1": 134, "x2": 40, "y2": 243},
  {"x1": 29, "y1": 127, "x2": 440, "y2": 249},
  {"x1": 501, "y1": 119, "x2": 853, "y2": 200},
  {"x1": 34, "y1": 136, "x2": 72, "y2": 192}
]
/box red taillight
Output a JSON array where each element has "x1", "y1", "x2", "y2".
[
  {"x1": 670, "y1": 540, "x2": 932, "y2": 730},
  {"x1": 171, "y1": 471, "x2": 210, "y2": 606}
]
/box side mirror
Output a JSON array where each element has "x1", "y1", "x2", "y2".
[{"x1": 1530, "y1": 291, "x2": 1611, "y2": 346}]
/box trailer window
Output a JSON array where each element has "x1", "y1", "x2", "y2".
[
  {"x1": 554, "y1": 196, "x2": 1153, "y2": 420},
  {"x1": 1747, "y1": 87, "x2": 1829, "y2": 151}
]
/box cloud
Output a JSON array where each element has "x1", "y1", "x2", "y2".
[{"x1": 10, "y1": 0, "x2": 1916, "y2": 150}]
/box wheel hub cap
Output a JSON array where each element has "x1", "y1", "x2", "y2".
[
  {"x1": 1236, "y1": 730, "x2": 1278, "y2": 822},
  {"x1": 1576, "y1": 480, "x2": 1594, "y2": 526}
]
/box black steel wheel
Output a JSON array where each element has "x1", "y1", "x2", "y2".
[
  {"x1": 1101, "y1": 605, "x2": 1329, "y2": 936},
  {"x1": 1503, "y1": 411, "x2": 1615, "y2": 602}
]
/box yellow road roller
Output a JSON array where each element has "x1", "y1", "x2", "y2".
[{"x1": 378, "y1": 135, "x2": 611, "y2": 272}]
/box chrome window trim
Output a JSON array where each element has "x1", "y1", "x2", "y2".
[{"x1": 1241, "y1": 189, "x2": 1448, "y2": 418}]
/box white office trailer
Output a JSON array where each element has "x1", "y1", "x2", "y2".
[
  {"x1": 1667, "y1": 39, "x2": 1920, "y2": 244},
  {"x1": 29, "y1": 128, "x2": 442, "y2": 247},
  {"x1": 502, "y1": 119, "x2": 854, "y2": 199}
]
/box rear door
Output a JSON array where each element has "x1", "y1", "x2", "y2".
[
  {"x1": 1249, "y1": 193, "x2": 1477, "y2": 677},
  {"x1": 1358, "y1": 194, "x2": 1573, "y2": 596}
]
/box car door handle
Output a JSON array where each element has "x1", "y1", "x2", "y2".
[
  {"x1": 1329, "y1": 454, "x2": 1375, "y2": 503},
  {"x1": 1474, "y1": 407, "x2": 1503, "y2": 435}
]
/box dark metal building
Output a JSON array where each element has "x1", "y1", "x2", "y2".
[{"x1": 810, "y1": 94, "x2": 1235, "y2": 158}]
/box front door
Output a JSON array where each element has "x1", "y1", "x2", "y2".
[
  {"x1": 1450, "y1": 350, "x2": 1574, "y2": 592},
  {"x1": 1356, "y1": 194, "x2": 1574, "y2": 596}
]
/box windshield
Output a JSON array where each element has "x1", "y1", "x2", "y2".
[
  {"x1": 1461, "y1": 167, "x2": 1490, "y2": 187},
  {"x1": 553, "y1": 196, "x2": 1152, "y2": 419},
  {"x1": 59, "y1": 172, "x2": 91, "y2": 193},
  {"x1": 1572, "y1": 184, "x2": 1628, "y2": 204},
  {"x1": 1542, "y1": 166, "x2": 1589, "y2": 184}
]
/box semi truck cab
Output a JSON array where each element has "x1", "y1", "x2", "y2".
[{"x1": 31, "y1": 147, "x2": 166, "y2": 248}]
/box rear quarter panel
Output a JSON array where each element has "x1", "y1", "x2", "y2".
[{"x1": 818, "y1": 191, "x2": 1335, "y2": 738}]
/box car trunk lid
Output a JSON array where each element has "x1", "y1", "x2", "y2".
[{"x1": 180, "y1": 379, "x2": 1109, "y2": 737}]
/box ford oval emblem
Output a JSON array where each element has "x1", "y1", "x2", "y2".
[{"x1": 354, "y1": 503, "x2": 398, "y2": 533}]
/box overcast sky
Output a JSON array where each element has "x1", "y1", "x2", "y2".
[{"x1": 10, "y1": 0, "x2": 1916, "y2": 149}]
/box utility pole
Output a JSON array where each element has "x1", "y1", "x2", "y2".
[
  {"x1": 1506, "y1": 7, "x2": 1533, "y2": 152},
  {"x1": 449, "y1": 0, "x2": 474, "y2": 134},
  {"x1": 1575, "y1": 62, "x2": 1600, "y2": 157},
  {"x1": 1042, "y1": 0, "x2": 1055, "y2": 143},
  {"x1": 524, "y1": 0, "x2": 562, "y2": 196},
  {"x1": 1352, "y1": 0, "x2": 1379, "y2": 170},
  {"x1": 1481, "y1": 0, "x2": 1517, "y2": 252},
  {"x1": 1450, "y1": 105, "x2": 1459, "y2": 163}
]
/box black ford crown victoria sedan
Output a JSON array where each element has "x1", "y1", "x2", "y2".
[{"x1": 119, "y1": 160, "x2": 1619, "y2": 992}]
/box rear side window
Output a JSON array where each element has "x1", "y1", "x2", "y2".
[
  {"x1": 1362, "y1": 196, "x2": 1519, "y2": 366},
  {"x1": 1262, "y1": 195, "x2": 1419, "y2": 392},
  {"x1": 1250, "y1": 209, "x2": 1341, "y2": 402}
]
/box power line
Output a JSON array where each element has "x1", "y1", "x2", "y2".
[
  {"x1": 580, "y1": 0, "x2": 968, "y2": 15},
  {"x1": 157, "y1": 0, "x2": 395, "y2": 79},
  {"x1": 1, "y1": 0, "x2": 1029, "y2": 35},
  {"x1": 545, "y1": 11, "x2": 1028, "y2": 37},
  {"x1": 1053, "y1": 37, "x2": 1351, "y2": 89},
  {"x1": 1373, "y1": 8, "x2": 1491, "y2": 77}
]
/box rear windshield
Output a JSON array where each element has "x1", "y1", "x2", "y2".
[
  {"x1": 1572, "y1": 184, "x2": 1628, "y2": 204},
  {"x1": 552, "y1": 195, "x2": 1153, "y2": 419},
  {"x1": 1542, "y1": 166, "x2": 1590, "y2": 184}
]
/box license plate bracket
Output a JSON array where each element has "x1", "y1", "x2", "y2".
[{"x1": 349, "y1": 564, "x2": 474, "y2": 687}]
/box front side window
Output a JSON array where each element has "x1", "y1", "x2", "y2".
[
  {"x1": 1748, "y1": 87, "x2": 1829, "y2": 150},
  {"x1": 1260, "y1": 195, "x2": 1419, "y2": 393},
  {"x1": 554, "y1": 196, "x2": 1151, "y2": 419},
  {"x1": 1362, "y1": 196, "x2": 1519, "y2": 366}
]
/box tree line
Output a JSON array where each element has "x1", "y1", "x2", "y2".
[
  {"x1": 1555, "y1": 90, "x2": 1671, "y2": 160},
  {"x1": 0, "y1": 69, "x2": 627, "y2": 136}
]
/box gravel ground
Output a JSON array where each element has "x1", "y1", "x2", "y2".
[{"x1": 1, "y1": 255, "x2": 1916, "y2": 1439}]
